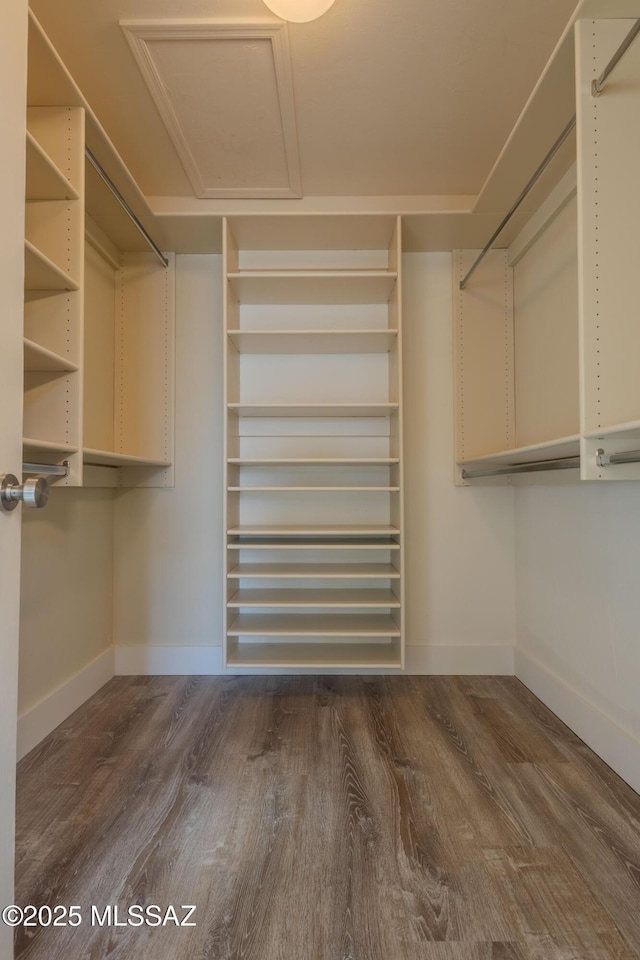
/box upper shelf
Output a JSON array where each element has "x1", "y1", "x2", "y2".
[
  {"x1": 24, "y1": 240, "x2": 79, "y2": 292},
  {"x1": 228, "y1": 402, "x2": 399, "y2": 418},
  {"x1": 25, "y1": 131, "x2": 79, "y2": 202},
  {"x1": 227, "y1": 524, "x2": 401, "y2": 536},
  {"x1": 457, "y1": 434, "x2": 580, "y2": 469},
  {"x1": 226, "y1": 537, "x2": 401, "y2": 550},
  {"x1": 23, "y1": 437, "x2": 77, "y2": 459},
  {"x1": 228, "y1": 457, "x2": 399, "y2": 466},
  {"x1": 24, "y1": 338, "x2": 78, "y2": 373},
  {"x1": 27, "y1": 11, "x2": 162, "y2": 255},
  {"x1": 227, "y1": 612, "x2": 401, "y2": 637},
  {"x1": 227, "y1": 330, "x2": 398, "y2": 354},
  {"x1": 83, "y1": 448, "x2": 172, "y2": 469},
  {"x1": 227, "y1": 215, "x2": 399, "y2": 251},
  {"x1": 227, "y1": 562, "x2": 401, "y2": 578},
  {"x1": 228, "y1": 486, "x2": 399, "y2": 492},
  {"x1": 226, "y1": 271, "x2": 397, "y2": 305},
  {"x1": 227, "y1": 588, "x2": 401, "y2": 608}
]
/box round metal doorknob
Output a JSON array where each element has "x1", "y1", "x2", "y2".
[
  {"x1": 22, "y1": 477, "x2": 50, "y2": 509},
  {"x1": 0, "y1": 474, "x2": 50, "y2": 511}
]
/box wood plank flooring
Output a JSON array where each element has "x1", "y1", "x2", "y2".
[{"x1": 14, "y1": 676, "x2": 640, "y2": 959}]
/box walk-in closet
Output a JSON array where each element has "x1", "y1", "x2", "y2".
[{"x1": 2, "y1": 1, "x2": 640, "y2": 958}]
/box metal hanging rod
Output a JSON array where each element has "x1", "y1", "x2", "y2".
[
  {"x1": 459, "y1": 115, "x2": 576, "y2": 290},
  {"x1": 22, "y1": 461, "x2": 70, "y2": 478},
  {"x1": 592, "y1": 18, "x2": 640, "y2": 97},
  {"x1": 460, "y1": 18, "x2": 640, "y2": 289},
  {"x1": 461, "y1": 455, "x2": 580, "y2": 480},
  {"x1": 85, "y1": 147, "x2": 168, "y2": 268},
  {"x1": 596, "y1": 447, "x2": 640, "y2": 467}
]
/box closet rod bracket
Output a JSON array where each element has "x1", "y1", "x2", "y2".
[
  {"x1": 595, "y1": 447, "x2": 640, "y2": 467},
  {"x1": 592, "y1": 19, "x2": 640, "y2": 97}
]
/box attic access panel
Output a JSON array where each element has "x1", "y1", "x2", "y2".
[{"x1": 121, "y1": 20, "x2": 302, "y2": 199}]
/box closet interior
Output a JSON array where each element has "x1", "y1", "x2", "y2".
[{"x1": 11, "y1": 3, "x2": 640, "y2": 797}]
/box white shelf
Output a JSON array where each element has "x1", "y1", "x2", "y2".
[
  {"x1": 226, "y1": 215, "x2": 398, "y2": 251},
  {"x1": 228, "y1": 458, "x2": 399, "y2": 466},
  {"x1": 24, "y1": 240, "x2": 78, "y2": 292},
  {"x1": 458, "y1": 434, "x2": 580, "y2": 469},
  {"x1": 25, "y1": 131, "x2": 78, "y2": 201},
  {"x1": 226, "y1": 640, "x2": 402, "y2": 669},
  {"x1": 227, "y1": 524, "x2": 401, "y2": 537},
  {"x1": 23, "y1": 437, "x2": 77, "y2": 458},
  {"x1": 24, "y1": 338, "x2": 77, "y2": 373},
  {"x1": 228, "y1": 402, "x2": 398, "y2": 418},
  {"x1": 227, "y1": 537, "x2": 400, "y2": 551},
  {"x1": 584, "y1": 420, "x2": 640, "y2": 441},
  {"x1": 227, "y1": 330, "x2": 397, "y2": 354},
  {"x1": 227, "y1": 271, "x2": 397, "y2": 305},
  {"x1": 228, "y1": 563, "x2": 400, "y2": 578},
  {"x1": 228, "y1": 613, "x2": 401, "y2": 637},
  {"x1": 228, "y1": 589, "x2": 400, "y2": 608},
  {"x1": 228, "y1": 486, "x2": 399, "y2": 492},
  {"x1": 83, "y1": 448, "x2": 172, "y2": 468}
]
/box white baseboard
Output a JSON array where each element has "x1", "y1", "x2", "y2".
[
  {"x1": 115, "y1": 644, "x2": 225, "y2": 675},
  {"x1": 115, "y1": 643, "x2": 514, "y2": 676},
  {"x1": 515, "y1": 648, "x2": 640, "y2": 794},
  {"x1": 17, "y1": 647, "x2": 115, "y2": 761},
  {"x1": 407, "y1": 643, "x2": 514, "y2": 675}
]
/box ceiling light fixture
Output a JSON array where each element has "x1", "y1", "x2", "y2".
[{"x1": 262, "y1": 0, "x2": 336, "y2": 23}]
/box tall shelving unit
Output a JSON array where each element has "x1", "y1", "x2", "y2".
[
  {"x1": 223, "y1": 215, "x2": 404, "y2": 669},
  {"x1": 24, "y1": 11, "x2": 175, "y2": 489}
]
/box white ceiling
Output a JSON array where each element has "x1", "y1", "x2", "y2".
[{"x1": 31, "y1": 0, "x2": 579, "y2": 203}]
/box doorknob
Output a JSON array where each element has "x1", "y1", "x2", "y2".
[{"x1": 0, "y1": 474, "x2": 50, "y2": 511}]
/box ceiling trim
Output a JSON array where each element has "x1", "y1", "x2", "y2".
[{"x1": 120, "y1": 19, "x2": 303, "y2": 200}]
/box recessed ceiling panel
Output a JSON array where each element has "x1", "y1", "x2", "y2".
[{"x1": 121, "y1": 21, "x2": 302, "y2": 199}]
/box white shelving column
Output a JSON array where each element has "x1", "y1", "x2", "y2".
[
  {"x1": 23, "y1": 105, "x2": 85, "y2": 484},
  {"x1": 223, "y1": 215, "x2": 404, "y2": 670},
  {"x1": 577, "y1": 18, "x2": 640, "y2": 481}
]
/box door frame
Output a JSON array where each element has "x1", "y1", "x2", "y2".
[{"x1": 0, "y1": 2, "x2": 28, "y2": 953}]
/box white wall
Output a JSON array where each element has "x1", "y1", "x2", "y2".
[
  {"x1": 113, "y1": 255, "x2": 224, "y2": 668},
  {"x1": 402, "y1": 254, "x2": 516, "y2": 670},
  {"x1": 18, "y1": 489, "x2": 115, "y2": 757},
  {"x1": 515, "y1": 483, "x2": 640, "y2": 791},
  {"x1": 19, "y1": 490, "x2": 114, "y2": 714},
  {"x1": 114, "y1": 253, "x2": 516, "y2": 673}
]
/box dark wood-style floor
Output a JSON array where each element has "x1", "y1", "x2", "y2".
[{"x1": 15, "y1": 676, "x2": 640, "y2": 959}]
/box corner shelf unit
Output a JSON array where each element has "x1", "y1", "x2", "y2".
[
  {"x1": 223, "y1": 215, "x2": 404, "y2": 670},
  {"x1": 453, "y1": 17, "x2": 640, "y2": 486},
  {"x1": 24, "y1": 11, "x2": 175, "y2": 488}
]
